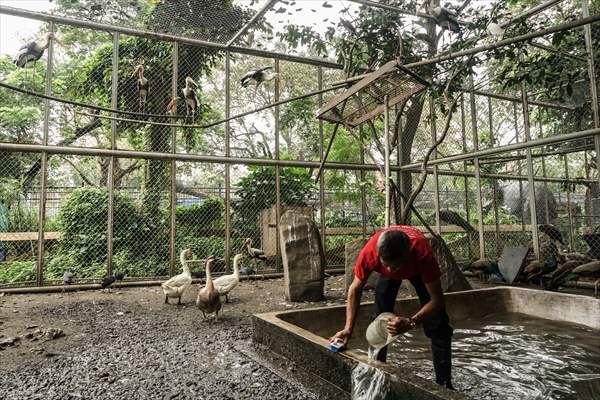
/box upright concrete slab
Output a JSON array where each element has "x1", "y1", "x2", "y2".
[
  {"x1": 279, "y1": 210, "x2": 325, "y2": 302},
  {"x1": 426, "y1": 234, "x2": 471, "y2": 293},
  {"x1": 345, "y1": 239, "x2": 380, "y2": 291}
]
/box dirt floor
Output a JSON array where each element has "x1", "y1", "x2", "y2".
[
  {"x1": 3, "y1": 274, "x2": 589, "y2": 400},
  {"x1": 0, "y1": 274, "x2": 384, "y2": 400}
]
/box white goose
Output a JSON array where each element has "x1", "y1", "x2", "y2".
[
  {"x1": 213, "y1": 254, "x2": 243, "y2": 303},
  {"x1": 161, "y1": 248, "x2": 193, "y2": 305}
]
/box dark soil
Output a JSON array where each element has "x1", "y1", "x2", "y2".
[{"x1": 0, "y1": 275, "x2": 378, "y2": 400}]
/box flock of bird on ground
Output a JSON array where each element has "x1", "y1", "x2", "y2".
[
  {"x1": 62, "y1": 238, "x2": 266, "y2": 321},
  {"x1": 463, "y1": 221, "x2": 600, "y2": 295}
]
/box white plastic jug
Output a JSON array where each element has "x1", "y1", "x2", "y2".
[{"x1": 366, "y1": 312, "x2": 397, "y2": 349}]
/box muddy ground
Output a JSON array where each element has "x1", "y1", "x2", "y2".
[{"x1": 0, "y1": 275, "x2": 386, "y2": 400}]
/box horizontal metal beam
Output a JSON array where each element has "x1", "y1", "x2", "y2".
[
  {"x1": 334, "y1": 13, "x2": 600, "y2": 86},
  {"x1": 0, "y1": 142, "x2": 386, "y2": 171},
  {"x1": 399, "y1": 126, "x2": 600, "y2": 170},
  {"x1": 2, "y1": 139, "x2": 594, "y2": 185},
  {"x1": 410, "y1": 167, "x2": 595, "y2": 184},
  {"x1": 346, "y1": 0, "x2": 434, "y2": 19},
  {"x1": 499, "y1": 0, "x2": 564, "y2": 28},
  {"x1": 227, "y1": 0, "x2": 278, "y2": 47},
  {"x1": 0, "y1": 5, "x2": 343, "y2": 69}
]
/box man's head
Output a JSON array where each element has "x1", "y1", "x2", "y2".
[{"x1": 377, "y1": 230, "x2": 410, "y2": 271}]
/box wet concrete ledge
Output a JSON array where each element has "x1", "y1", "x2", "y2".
[{"x1": 252, "y1": 287, "x2": 600, "y2": 399}]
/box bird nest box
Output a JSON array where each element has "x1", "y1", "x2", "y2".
[{"x1": 317, "y1": 60, "x2": 429, "y2": 128}]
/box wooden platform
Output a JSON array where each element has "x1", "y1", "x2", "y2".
[{"x1": 0, "y1": 232, "x2": 62, "y2": 241}]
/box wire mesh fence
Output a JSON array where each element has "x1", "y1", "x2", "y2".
[{"x1": 1, "y1": 2, "x2": 600, "y2": 289}]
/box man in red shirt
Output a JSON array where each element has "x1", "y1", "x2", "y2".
[{"x1": 331, "y1": 226, "x2": 454, "y2": 389}]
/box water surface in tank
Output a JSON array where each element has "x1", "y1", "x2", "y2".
[{"x1": 355, "y1": 312, "x2": 600, "y2": 400}]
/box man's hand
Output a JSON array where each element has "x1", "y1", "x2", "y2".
[
  {"x1": 386, "y1": 316, "x2": 415, "y2": 336},
  {"x1": 330, "y1": 328, "x2": 352, "y2": 346}
]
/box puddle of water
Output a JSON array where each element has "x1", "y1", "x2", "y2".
[{"x1": 356, "y1": 312, "x2": 600, "y2": 400}]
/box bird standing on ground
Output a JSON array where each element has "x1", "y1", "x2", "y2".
[
  {"x1": 182, "y1": 76, "x2": 199, "y2": 123},
  {"x1": 244, "y1": 238, "x2": 267, "y2": 261},
  {"x1": 213, "y1": 253, "x2": 243, "y2": 303},
  {"x1": 101, "y1": 274, "x2": 116, "y2": 291},
  {"x1": 161, "y1": 249, "x2": 193, "y2": 305},
  {"x1": 196, "y1": 256, "x2": 221, "y2": 321},
  {"x1": 133, "y1": 65, "x2": 149, "y2": 112},
  {"x1": 13, "y1": 32, "x2": 62, "y2": 85},
  {"x1": 240, "y1": 67, "x2": 280, "y2": 95},
  {"x1": 63, "y1": 270, "x2": 75, "y2": 285},
  {"x1": 421, "y1": 0, "x2": 460, "y2": 33},
  {"x1": 100, "y1": 269, "x2": 127, "y2": 291}
]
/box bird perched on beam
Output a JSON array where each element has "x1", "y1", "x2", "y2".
[
  {"x1": 182, "y1": 76, "x2": 199, "y2": 123},
  {"x1": 13, "y1": 32, "x2": 62, "y2": 85},
  {"x1": 166, "y1": 97, "x2": 180, "y2": 116},
  {"x1": 241, "y1": 67, "x2": 280, "y2": 95},
  {"x1": 133, "y1": 65, "x2": 149, "y2": 112},
  {"x1": 421, "y1": 0, "x2": 460, "y2": 33},
  {"x1": 243, "y1": 238, "x2": 267, "y2": 261}
]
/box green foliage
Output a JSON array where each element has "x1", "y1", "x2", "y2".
[
  {"x1": 0, "y1": 261, "x2": 36, "y2": 284},
  {"x1": 232, "y1": 166, "x2": 316, "y2": 236},
  {"x1": 57, "y1": 187, "x2": 139, "y2": 264}
]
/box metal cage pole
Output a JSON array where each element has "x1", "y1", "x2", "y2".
[
  {"x1": 274, "y1": 58, "x2": 281, "y2": 269},
  {"x1": 539, "y1": 120, "x2": 550, "y2": 224},
  {"x1": 384, "y1": 95, "x2": 390, "y2": 227},
  {"x1": 564, "y1": 155, "x2": 575, "y2": 250},
  {"x1": 168, "y1": 42, "x2": 178, "y2": 276},
  {"x1": 318, "y1": 68, "x2": 327, "y2": 247},
  {"x1": 583, "y1": 0, "x2": 600, "y2": 190},
  {"x1": 35, "y1": 20, "x2": 55, "y2": 286},
  {"x1": 107, "y1": 33, "x2": 119, "y2": 277},
  {"x1": 360, "y1": 126, "x2": 367, "y2": 237},
  {"x1": 488, "y1": 96, "x2": 500, "y2": 256},
  {"x1": 430, "y1": 96, "x2": 441, "y2": 233},
  {"x1": 224, "y1": 51, "x2": 231, "y2": 271},
  {"x1": 469, "y1": 78, "x2": 485, "y2": 259},
  {"x1": 460, "y1": 95, "x2": 473, "y2": 260},
  {"x1": 520, "y1": 57, "x2": 540, "y2": 258},
  {"x1": 514, "y1": 102, "x2": 526, "y2": 232}
]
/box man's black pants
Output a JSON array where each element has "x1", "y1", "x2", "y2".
[{"x1": 373, "y1": 275, "x2": 454, "y2": 389}]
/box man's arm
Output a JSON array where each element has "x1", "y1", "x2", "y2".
[
  {"x1": 411, "y1": 278, "x2": 444, "y2": 324},
  {"x1": 330, "y1": 275, "x2": 366, "y2": 345},
  {"x1": 387, "y1": 278, "x2": 445, "y2": 335}
]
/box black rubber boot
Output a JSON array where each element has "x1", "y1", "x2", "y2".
[{"x1": 432, "y1": 339, "x2": 453, "y2": 390}]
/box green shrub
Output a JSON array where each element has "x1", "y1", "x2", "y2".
[
  {"x1": 57, "y1": 187, "x2": 139, "y2": 264},
  {"x1": 176, "y1": 196, "x2": 224, "y2": 236},
  {"x1": 0, "y1": 261, "x2": 36, "y2": 283}
]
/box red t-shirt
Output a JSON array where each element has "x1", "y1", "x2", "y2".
[{"x1": 354, "y1": 226, "x2": 441, "y2": 283}]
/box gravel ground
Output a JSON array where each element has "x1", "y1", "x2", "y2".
[{"x1": 0, "y1": 275, "x2": 379, "y2": 400}]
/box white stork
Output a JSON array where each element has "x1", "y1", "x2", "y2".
[
  {"x1": 13, "y1": 32, "x2": 62, "y2": 84},
  {"x1": 133, "y1": 65, "x2": 149, "y2": 112},
  {"x1": 240, "y1": 67, "x2": 280, "y2": 95},
  {"x1": 422, "y1": 0, "x2": 460, "y2": 33},
  {"x1": 181, "y1": 76, "x2": 199, "y2": 123}
]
